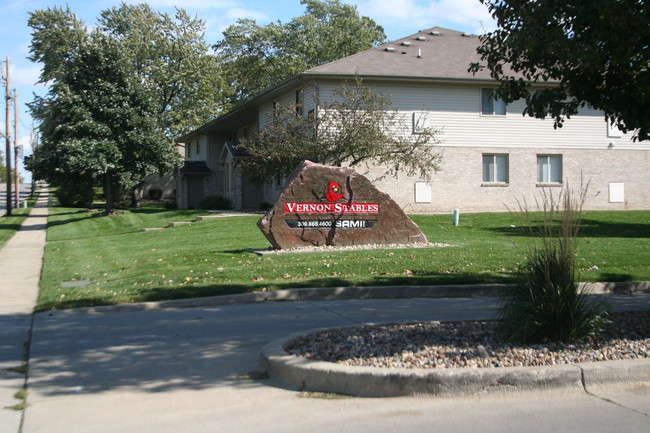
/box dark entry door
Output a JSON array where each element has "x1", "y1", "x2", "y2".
[{"x1": 187, "y1": 176, "x2": 204, "y2": 209}]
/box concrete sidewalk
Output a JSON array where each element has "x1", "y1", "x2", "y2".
[{"x1": 0, "y1": 190, "x2": 48, "y2": 433}]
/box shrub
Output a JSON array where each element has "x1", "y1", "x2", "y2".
[
  {"x1": 198, "y1": 195, "x2": 233, "y2": 210},
  {"x1": 499, "y1": 182, "x2": 610, "y2": 343},
  {"x1": 55, "y1": 181, "x2": 94, "y2": 208},
  {"x1": 148, "y1": 189, "x2": 163, "y2": 200},
  {"x1": 259, "y1": 202, "x2": 273, "y2": 211}
]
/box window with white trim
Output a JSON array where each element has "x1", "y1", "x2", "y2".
[
  {"x1": 537, "y1": 154, "x2": 562, "y2": 183},
  {"x1": 481, "y1": 88, "x2": 507, "y2": 115},
  {"x1": 607, "y1": 122, "x2": 623, "y2": 138},
  {"x1": 482, "y1": 154, "x2": 509, "y2": 183},
  {"x1": 412, "y1": 111, "x2": 430, "y2": 134}
]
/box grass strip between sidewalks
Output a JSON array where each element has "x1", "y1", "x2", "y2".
[{"x1": 37, "y1": 205, "x2": 650, "y2": 311}]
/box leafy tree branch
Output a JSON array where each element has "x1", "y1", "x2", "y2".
[{"x1": 470, "y1": 0, "x2": 649, "y2": 140}]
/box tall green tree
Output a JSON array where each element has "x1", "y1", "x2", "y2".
[
  {"x1": 470, "y1": 0, "x2": 649, "y2": 140},
  {"x1": 28, "y1": 32, "x2": 175, "y2": 212},
  {"x1": 238, "y1": 79, "x2": 441, "y2": 185},
  {"x1": 27, "y1": 3, "x2": 222, "y2": 209},
  {"x1": 98, "y1": 3, "x2": 223, "y2": 137},
  {"x1": 27, "y1": 5, "x2": 88, "y2": 84},
  {"x1": 215, "y1": 0, "x2": 386, "y2": 107}
]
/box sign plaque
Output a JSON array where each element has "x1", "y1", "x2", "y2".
[{"x1": 257, "y1": 161, "x2": 428, "y2": 249}]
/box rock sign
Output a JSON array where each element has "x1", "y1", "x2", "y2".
[{"x1": 258, "y1": 161, "x2": 428, "y2": 249}]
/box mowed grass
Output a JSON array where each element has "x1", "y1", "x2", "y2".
[{"x1": 37, "y1": 205, "x2": 650, "y2": 311}]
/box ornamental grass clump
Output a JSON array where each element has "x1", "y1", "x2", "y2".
[{"x1": 499, "y1": 182, "x2": 611, "y2": 344}]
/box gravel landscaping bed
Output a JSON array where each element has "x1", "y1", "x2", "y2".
[
  {"x1": 254, "y1": 242, "x2": 450, "y2": 255},
  {"x1": 286, "y1": 311, "x2": 650, "y2": 369}
]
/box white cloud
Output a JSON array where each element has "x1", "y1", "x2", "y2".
[
  {"x1": 225, "y1": 7, "x2": 269, "y2": 22},
  {"x1": 355, "y1": 0, "x2": 419, "y2": 20},
  {"x1": 114, "y1": 0, "x2": 271, "y2": 42},
  {"x1": 200, "y1": 8, "x2": 271, "y2": 43},
  {"x1": 128, "y1": 0, "x2": 240, "y2": 9},
  {"x1": 353, "y1": 0, "x2": 496, "y2": 35},
  {"x1": 429, "y1": 0, "x2": 496, "y2": 32},
  {"x1": 11, "y1": 64, "x2": 42, "y2": 87}
]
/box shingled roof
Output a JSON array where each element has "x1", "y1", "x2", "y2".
[
  {"x1": 178, "y1": 27, "x2": 503, "y2": 141},
  {"x1": 303, "y1": 26, "x2": 494, "y2": 82}
]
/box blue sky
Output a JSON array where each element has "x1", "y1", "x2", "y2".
[{"x1": 0, "y1": 0, "x2": 495, "y2": 175}]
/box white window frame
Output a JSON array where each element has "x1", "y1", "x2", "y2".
[
  {"x1": 482, "y1": 154, "x2": 509, "y2": 184},
  {"x1": 607, "y1": 122, "x2": 623, "y2": 138},
  {"x1": 412, "y1": 111, "x2": 430, "y2": 134},
  {"x1": 481, "y1": 88, "x2": 507, "y2": 116},
  {"x1": 537, "y1": 154, "x2": 563, "y2": 184}
]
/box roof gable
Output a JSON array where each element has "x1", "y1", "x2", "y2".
[{"x1": 304, "y1": 27, "x2": 494, "y2": 82}]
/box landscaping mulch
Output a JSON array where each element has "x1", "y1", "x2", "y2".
[{"x1": 286, "y1": 311, "x2": 650, "y2": 369}]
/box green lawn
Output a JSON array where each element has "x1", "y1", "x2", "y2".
[{"x1": 37, "y1": 205, "x2": 650, "y2": 311}]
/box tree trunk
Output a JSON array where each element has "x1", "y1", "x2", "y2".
[
  {"x1": 131, "y1": 181, "x2": 144, "y2": 208},
  {"x1": 104, "y1": 173, "x2": 114, "y2": 214},
  {"x1": 85, "y1": 178, "x2": 94, "y2": 209}
]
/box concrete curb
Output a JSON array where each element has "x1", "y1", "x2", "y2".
[
  {"x1": 261, "y1": 326, "x2": 650, "y2": 398},
  {"x1": 54, "y1": 281, "x2": 650, "y2": 314}
]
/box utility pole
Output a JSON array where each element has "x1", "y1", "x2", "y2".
[
  {"x1": 4, "y1": 57, "x2": 11, "y2": 216},
  {"x1": 31, "y1": 126, "x2": 37, "y2": 194},
  {"x1": 13, "y1": 88, "x2": 18, "y2": 209}
]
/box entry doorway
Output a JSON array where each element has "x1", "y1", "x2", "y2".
[{"x1": 186, "y1": 176, "x2": 204, "y2": 209}]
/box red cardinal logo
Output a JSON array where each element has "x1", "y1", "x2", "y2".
[{"x1": 325, "y1": 181, "x2": 344, "y2": 202}]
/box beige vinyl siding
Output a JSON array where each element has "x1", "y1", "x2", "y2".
[
  {"x1": 259, "y1": 84, "x2": 320, "y2": 129},
  {"x1": 358, "y1": 82, "x2": 642, "y2": 150}
]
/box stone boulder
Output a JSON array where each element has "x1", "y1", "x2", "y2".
[{"x1": 258, "y1": 161, "x2": 428, "y2": 249}]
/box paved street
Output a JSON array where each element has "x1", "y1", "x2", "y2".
[
  {"x1": 22, "y1": 296, "x2": 650, "y2": 433},
  {"x1": 0, "y1": 183, "x2": 33, "y2": 216}
]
